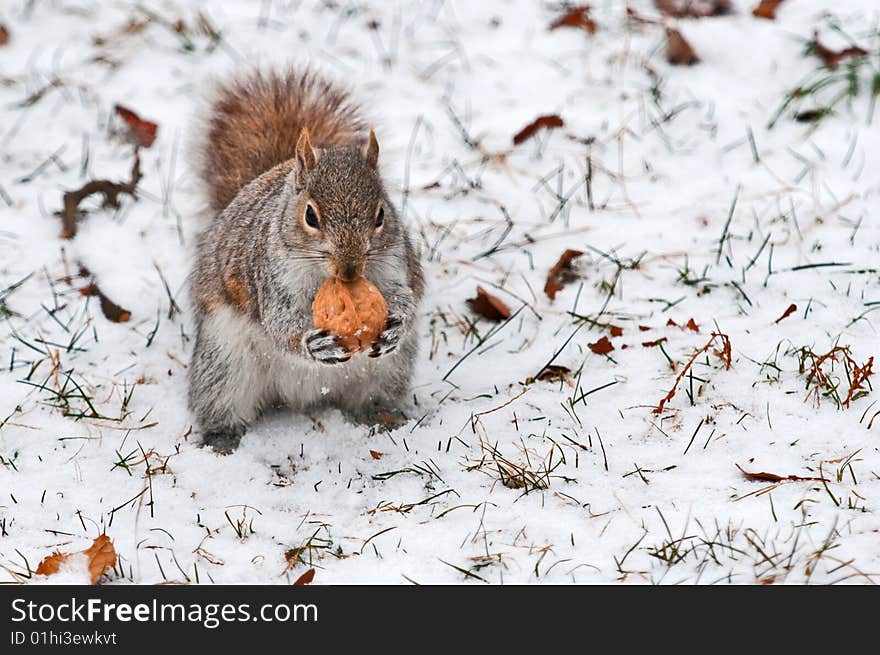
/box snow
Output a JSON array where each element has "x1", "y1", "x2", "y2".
[
  {"x1": 0, "y1": 0, "x2": 878, "y2": 584},
  {"x1": 30, "y1": 554, "x2": 93, "y2": 586}
]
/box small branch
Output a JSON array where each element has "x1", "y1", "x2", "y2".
[
  {"x1": 652, "y1": 332, "x2": 732, "y2": 414},
  {"x1": 61, "y1": 148, "x2": 141, "y2": 239}
]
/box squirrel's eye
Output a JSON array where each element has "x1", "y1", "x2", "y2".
[
  {"x1": 305, "y1": 205, "x2": 319, "y2": 229},
  {"x1": 375, "y1": 207, "x2": 385, "y2": 229}
]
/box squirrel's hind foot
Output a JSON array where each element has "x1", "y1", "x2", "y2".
[
  {"x1": 347, "y1": 407, "x2": 408, "y2": 432},
  {"x1": 202, "y1": 429, "x2": 244, "y2": 454}
]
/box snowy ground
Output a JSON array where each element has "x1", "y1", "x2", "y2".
[{"x1": 1, "y1": 0, "x2": 879, "y2": 585}]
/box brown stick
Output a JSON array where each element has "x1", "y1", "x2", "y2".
[
  {"x1": 61, "y1": 148, "x2": 141, "y2": 239},
  {"x1": 78, "y1": 265, "x2": 131, "y2": 323},
  {"x1": 652, "y1": 332, "x2": 731, "y2": 414}
]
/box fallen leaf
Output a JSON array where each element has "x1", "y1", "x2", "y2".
[
  {"x1": 0, "y1": 24, "x2": 9, "y2": 46},
  {"x1": 666, "y1": 318, "x2": 679, "y2": 327},
  {"x1": 736, "y1": 464, "x2": 827, "y2": 483},
  {"x1": 369, "y1": 450, "x2": 384, "y2": 460},
  {"x1": 548, "y1": 5, "x2": 596, "y2": 34},
  {"x1": 536, "y1": 365, "x2": 571, "y2": 383},
  {"x1": 774, "y1": 303, "x2": 797, "y2": 324},
  {"x1": 638, "y1": 325, "x2": 652, "y2": 332},
  {"x1": 467, "y1": 286, "x2": 511, "y2": 321},
  {"x1": 293, "y1": 568, "x2": 315, "y2": 586},
  {"x1": 544, "y1": 249, "x2": 583, "y2": 300},
  {"x1": 610, "y1": 325, "x2": 624, "y2": 337},
  {"x1": 114, "y1": 104, "x2": 158, "y2": 148},
  {"x1": 666, "y1": 28, "x2": 700, "y2": 65},
  {"x1": 36, "y1": 535, "x2": 116, "y2": 584},
  {"x1": 654, "y1": 0, "x2": 732, "y2": 18},
  {"x1": 513, "y1": 114, "x2": 565, "y2": 146},
  {"x1": 752, "y1": 0, "x2": 783, "y2": 20},
  {"x1": 589, "y1": 336, "x2": 614, "y2": 355},
  {"x1": 685, "y1": 318, "x2": 699, "y2": 332},
  {"x1": 642, "y1": 337, "x2": 667, "y2": 347},
  {"x1": 811, "y1": 31, "x2": 868, "y2": 68}
]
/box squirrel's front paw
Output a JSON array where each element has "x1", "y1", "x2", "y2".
[
  {"x1": 304, "y1": 328, "x2": 352, "y2": 364},
  {"x1": 369, "y1": 315, "x2": 404, "y2": 358}
]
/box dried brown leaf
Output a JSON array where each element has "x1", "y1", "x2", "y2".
[
  {"x1": 666, "y1": 28, "x2": 700, "y2": 65},
  {"x1": 536, "y1": 365, "x2": 571, "y2": 383},
  {"x1": 811, "y1": 31, "x2": 868, "y2": 68},
  {"x1": 736, "y1": 464, "x2": 827, "y2": 483},
  {"x1": 588, "y1": 336, "x2": 614, "y2": 356},
  {"x1": 467, "y1": 286, "x2": 511, "y2": 321},
  {"x1": 114, "y1": 104, "x2": 158, "y2": 148},
  {"x1": 513, "y1": 114, "x2": 565, "y2": 146},
  {"x1": 752, "y1": 0, "x2": 784, "y2": 20},
  {"x1": 774, "y1": 303, "x2": 797, "y2": 324},
  {"x1": 548, "y1": 6, "x2": 597, "y2": 34},
  {"x1": 544, "y1": 249, "x2": 583, "y2": 300},
  {"x1": 36, "y1": 535, "x2": 116, "y2": 584},
  {"x1": 293, "y1": 568, "x2": 316, "y2": 586}
]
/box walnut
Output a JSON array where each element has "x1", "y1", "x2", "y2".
[{"x1": 312, "y1": 277, "x2": 388, "y2": 352}]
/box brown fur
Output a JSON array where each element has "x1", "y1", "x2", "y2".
[
  {"x1": 223, "y1": 270, "x2": 251, "y2": 312},
  {"x1": 199, "y1": 69, "x2": 368, "y2": 213}
]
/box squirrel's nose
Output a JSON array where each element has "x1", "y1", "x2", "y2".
[{"x1": 335, "y1": 261, "x2": 363, "y2": 282}]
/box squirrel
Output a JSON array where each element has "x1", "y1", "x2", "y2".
[{"x1": 188, "y1": 68, "x2": 424, "y2": 453}]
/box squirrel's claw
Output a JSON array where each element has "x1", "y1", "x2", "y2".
[
  {"x1": 369, "y1": 315, "x2": 404, "y2": 358},
  {"x1": 304, "y1": 328, "x2": 351, "y2": 364}
]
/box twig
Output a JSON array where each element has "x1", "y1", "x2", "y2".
[{"x1": 61, "y1": 148, "x2": 141, "y2": 238}]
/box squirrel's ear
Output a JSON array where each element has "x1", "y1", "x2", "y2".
[
  {"x1": 364, "y1": 130, "x2": 379, "y2": 170},
  {"x1": 295, "y1": 128, "x2": 318, "y2": 172}
]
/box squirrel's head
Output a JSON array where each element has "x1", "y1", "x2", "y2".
[{"x1": 286, "y1": 127, "x2": 393, "y2": 282}]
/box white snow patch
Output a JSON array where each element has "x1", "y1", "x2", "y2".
[{"x1": 0, "y1": 0, "x2": 878, "y2": 585}]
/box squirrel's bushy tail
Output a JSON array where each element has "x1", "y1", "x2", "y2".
[{"x1": 196, "y1": 68, "x2": 367, "y2": 213}]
